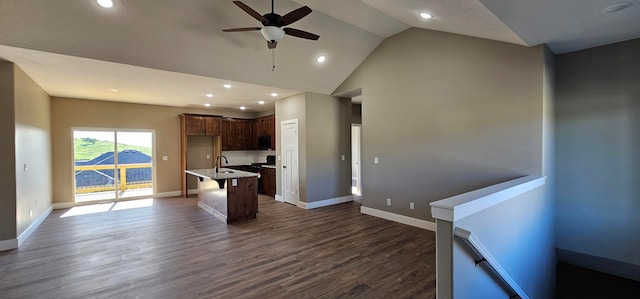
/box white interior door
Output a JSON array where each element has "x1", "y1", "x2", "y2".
[
  {"x1": 351, "y1": 125, "x2": 362, "y2": 195},
  {"x1": 281, "y1": 120, "x2": 299, "y2": 205}
]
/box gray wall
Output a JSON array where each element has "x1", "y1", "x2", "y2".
[
  {"x1": 275, "y1": 93, "x2": 307, "y2": 200},
  {"x1": 275, "y1": 92, "x2": 352, "y2": 203},
  {"x1": 334, "y1": 28, "x2": 545, "y2": 221},
  {"x1": 0, "y1": 62, "x2": 17, "y2": 241},
  {"x1": 455, "y1": 186, "x2": 555, "y2": 299},
  {"x1": 555, "y1": 38, "x2": 640, "y2": 278},
  {"x1": 352, "y1": 103, "x2": 362, "y2": 124},
  {"x1": 305, "y1": 93, "x2": 352, "y2": 202}
]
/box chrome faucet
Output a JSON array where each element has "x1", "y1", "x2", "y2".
[{"x1": 215, "y1": 155, "x2": 228, "y2": 173}]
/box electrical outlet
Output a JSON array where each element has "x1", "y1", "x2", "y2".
[
  {"x1": 374, "y1": 157, "x2": 379, "y2": 164},
  {"x1": 206, "y1": 154, "x2": 211, "y2": 159},
  {"x1": 341, "y1": 154, "x2": 345, "y2": 161},
  {"x1": 387, "y1": 198, "x2": 391, "y2": 206},
  {"x1": 410, "y1": 202, "x2": 415, "y2": 210},
  {"x1": 24, "y1": 163, "x2": 28, "y2": 171},
  {"x1": 29, "y1": 209, "x2": 33, "y2": 218},
  {"x1": 232, "y1": 179, "x2": 238, "y2": 187}
]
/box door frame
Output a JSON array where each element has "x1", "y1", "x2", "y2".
[
  {"x1": 71, "y1": 127, "x2": 157, "y2": 205},
  {"x1": 280, "y1": 119, "x2": 299, "y2": 205}
]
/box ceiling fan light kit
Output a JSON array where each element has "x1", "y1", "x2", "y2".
[{"x1": 222, "y1": 0, "x2": 320, "y2": 65}]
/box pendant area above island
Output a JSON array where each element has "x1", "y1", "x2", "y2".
[{"x1": 186, "y1": 168, "x2": 259, "y2": 224}]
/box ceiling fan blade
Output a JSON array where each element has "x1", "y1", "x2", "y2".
[
  {"x1": 283, "y1": 27, "x2": 319, "y2": 40},
  {"x1": 278, "y1": 6, "x2": 312, "y2": 26},
  {"x1": 267, "y1": 41, "x2": 277, "y2": 49},
  {"x1": 222, "y1": 27, "x2": 262, "y2": 32},
  {"x1": 232, "y1": 1, "x2": 267, "y2": 24}
]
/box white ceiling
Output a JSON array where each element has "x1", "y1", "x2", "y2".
[{"x1": 0, "y1": 0, "x2": 638, "y2": 111}]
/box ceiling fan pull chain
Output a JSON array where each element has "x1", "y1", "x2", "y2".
[{"x1": 272, "y1": 49, "x2": 276, "y2": 71}]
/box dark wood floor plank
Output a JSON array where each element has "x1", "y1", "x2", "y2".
[{"x1": 0, "y1": 196, "x2": 436, "y2": 298}]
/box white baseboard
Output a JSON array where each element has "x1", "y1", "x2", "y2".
[
  {"x1": 275, "y1": 194, "x2": 284, "y2": 202},
  {"x1": 53, "y1": 202, "x2": 75, "y2": 210},
  {"x1": 155, "y1": 191, "x2": 182, "y2": 198},
  {"x1": 297, "y1": 195, "x2": 353, "y2": 209},
  {"x1": 361, "y1": 206, "x2": 436, "y2": 231},
  {"x1": 0, "y1": 238, "x2": 18, "y2": 251},
  {"x1": 188, "y1": 189, "x2": 198, "y2": 195},
  {"x1": 17, "y1": 206, "x2": 53, "y2": 247}
]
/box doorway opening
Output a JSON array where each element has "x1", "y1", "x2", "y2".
[{"x1": 73, "y1": 129, "x2": 155, "y2": 204}]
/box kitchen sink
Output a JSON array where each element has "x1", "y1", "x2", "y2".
[{"x1": 219, "y1": 170, "x2": 234, "y2": 174}]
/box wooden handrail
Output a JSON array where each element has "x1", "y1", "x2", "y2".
[{"x1": 74, "y1": 163, "x2": 152, "y2": 193}]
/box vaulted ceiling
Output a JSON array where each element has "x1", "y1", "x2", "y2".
[{"x1": 0, "y1": 0, "x2": 638, "y2": 111}]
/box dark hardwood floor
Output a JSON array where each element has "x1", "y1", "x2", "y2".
[{"x1": 0, "y1": 196, "x2": 436, "y2": 298}]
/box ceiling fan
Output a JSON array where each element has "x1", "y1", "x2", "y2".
[{"x1": 222, "y1": 0, "x2": 320, "y2": 49}]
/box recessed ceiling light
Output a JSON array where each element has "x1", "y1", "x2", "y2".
[
  {"x1": 204, "y1": 103, "x2": 211, "y2": 107},
  {"x1": 109, "y1": 88, "x2": 118, "y2": 92},
  {"x1": 316, "y1": 55, "x2": 326, "y2": 63},
  {"x1": 420, "y1": 12, "x2": 433, "y2": 19},
  {"x1": 97, "y1": 0, "x2": 114, "y2": 9},
  {"x1": 205, "y1": 93, "x2": 214, "y2": 98},
  {"x1": 240, "y1": 106, "x2": 247, "y2": 110},
  {"x1": 258, "y1": 101, "x2": 265, "y2": 105},
  {"x1": 223, "y1": 84, "x2": 232, "y2": 88},
  {"x1": 270, "y1": 92, "x2": 278, "y2": 97},
  {"x1": 604, "y1": 2, "x2": 632, "y2": 12}
]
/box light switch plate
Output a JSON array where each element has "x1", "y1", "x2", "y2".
[
  {"x1": 232, "y1": 179, "x2": 238, "y2": 187},
  {"x1": 162, "y1": 156, "x2": 168, "y2": 161},
  {"x1": 374, "y1": 157, "x2": 379, "y2": 164}
]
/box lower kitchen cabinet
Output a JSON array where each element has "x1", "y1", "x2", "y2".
[{"x1": 261, "y1": 167, "x2": 276, "y2": 197}]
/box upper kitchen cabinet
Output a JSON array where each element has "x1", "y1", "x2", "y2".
[
  {"x1": 222, "y1": 114, "x2": 275, "y2": 151},
  {"x1": 183, "y1": 114, "x2": 222, "y2": 136}
]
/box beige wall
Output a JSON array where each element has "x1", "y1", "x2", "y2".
[
  {"x1": 14, "y1": 65, "x2": 52, "y2": 237},
  {"x1": 0, "y1": 62, "x2": 17, "y2": 241},
  {"x1": 51, "y1": 97, "x2": 254, "y2": 204},
  {"x1": 0, "y1": 62, "x2": 52, "y2": 242},
  {"x1": 334, "y1": 28, "x2": 545, "y2": 221}
]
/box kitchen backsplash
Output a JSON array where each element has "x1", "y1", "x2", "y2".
[{"x1": 221, "y1": 150, "x2": 276, "y2": 165}]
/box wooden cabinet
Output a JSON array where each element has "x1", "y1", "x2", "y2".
[
  {"x1": 180, "y1": 113, "x2": 222, "y2": 197},
  {"x1": 222, "y1": 118, "x2": 253, "y2": 150},
  {"x1": 221, "y1": 114, "x2": 275, "y2": 151},
  {"x1": 184, "y1": 114, "x2": 221, "y2": 136},
  {"x1": 261, "y1": 167, "x2": 276, "y2": 197}
]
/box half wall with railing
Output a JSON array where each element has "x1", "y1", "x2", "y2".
[{"x1": 430, "y1": 175, "x2": 555, "y2": 299}]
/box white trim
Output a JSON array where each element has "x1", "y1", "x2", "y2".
[
  {"x1": 188, "y1": 188, "x2": 198, "y2": 195},
  {"x1": 17, "y1": 206, "x2": 52, "y2": 247},
  {"x1": 275, "y1": 194, "x2": 284, "y2": 202},
  {"x1": 361, "y1": 206, "x2": 436, "y2": 231},
  {"x1": 155, "y1": 191, "x2": 181, "y2": 198},
  {"x1": 53, "y1": 202, "x2": 75, "y2": 210},
  {"x1": 455, "y1": 227, "x2": 529, "y2": 299},
  {"x1": 296, "y1": 195, "x2": 353, "y2": 209},
  {"x1": 430, "y1": 175, "x2": 546, "y2": 222},
  {"x1": 0, "y1": 239, "x2": 18, "y2": 251}
]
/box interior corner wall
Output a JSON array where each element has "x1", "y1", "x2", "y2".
[
  {"x1": 0, "y1": 62, "x2": 17, "y2": 242},
  {"x1": 14, "y1": 64, "x2": 52, "y2": 238},
  {"x1": 555, "y1": 38, "x2": 640, "y2": 277},
  {"x1": 304, "y1": 93, "x2": 352, "y2": 203},
  {"x1": 275, "y1": 93, "x2": 307, "y2": 200},
  {"x1": 333, "y1": 28, "x2": 545, "y2": 221}
]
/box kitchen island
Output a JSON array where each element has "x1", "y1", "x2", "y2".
[{"x1": 185, "y1": 168, "x2": 259, "y2": 224}]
